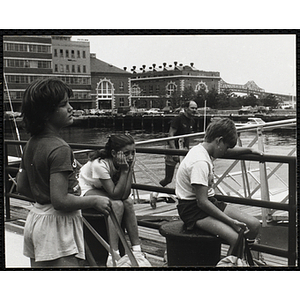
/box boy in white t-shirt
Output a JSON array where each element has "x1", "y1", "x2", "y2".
[{"x1": 176, "y1": 118, "x2": 261, "y2": 255}]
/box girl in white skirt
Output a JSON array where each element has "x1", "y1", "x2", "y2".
[{"x1": 17, "y1": 78, "x2": 111, "y2": 268}]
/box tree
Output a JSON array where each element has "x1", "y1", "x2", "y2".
[
  {"x1": 181, "y1": 85, "x2": 196, "y2": 102},
  {"x1": 243, "y1": 93, "x2": 259, "y2": 107},
  {"x1": 260, "y1": 94, "x2": 279, "y2": 109},
  {"x1": 206, "y1": 88, "x2": 218, "y2": 109}
]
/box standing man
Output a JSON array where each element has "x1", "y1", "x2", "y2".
[{"x1": 150, "y1": 100, "x2": 198, "y2": 208}]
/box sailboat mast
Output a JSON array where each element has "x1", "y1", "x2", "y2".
[{"x1": 4, "y1": 73, "x2": 23, "y2": 155}]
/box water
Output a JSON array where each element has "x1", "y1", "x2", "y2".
[{"x1": 5, "y1": 122, "x2": 296, "y2": 192}]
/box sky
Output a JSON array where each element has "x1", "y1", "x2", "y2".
[{"x1": 72, "y1": 34, "x2": 296, "y2": 96}]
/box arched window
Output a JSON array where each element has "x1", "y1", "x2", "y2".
[
  {"x1": 96, "y1": 79, "x2": 114, "y2": 109},
  {"x1": 97, "y1": 79, "x2": 113, "y2": 99},
  {"x1": 195, "y1": 81, "x2": 208, "y2": 93},
  {"x1": 131, "y1": 84, "x2": 141, "y2": 96},
  {"x1": 166, "y1": 82, "x2": 177, "y2": 96}
]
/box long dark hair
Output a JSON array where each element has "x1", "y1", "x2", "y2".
[{"x1": 89, "y1": 134, "x2": 135, "y2": 161}]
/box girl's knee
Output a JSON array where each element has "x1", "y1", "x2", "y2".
[
  {"x1": 123, "y1": 197, "x2": 134, "y2": 208},
  {"x1": 111, "y1": 200, "x2": 124, "y2": 214}
]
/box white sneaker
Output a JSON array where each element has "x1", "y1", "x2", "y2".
[
  {"x1": 106, "y1": 251, "x2": 121, "y2": 267},
  {"x1": 106, "y1": 254, "x2": 114, "y2": 267}
]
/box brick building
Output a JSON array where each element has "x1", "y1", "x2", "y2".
[
  {"x1": 4, "y1": 35, "x2": 220, "y2": 113},
  {"x1": 129, "y1": 62, "x2": 221, "y2": 109},
  {"x1": 90, "y1": 54, "x2": 131, "y2": 110}
]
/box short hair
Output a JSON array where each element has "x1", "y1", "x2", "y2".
[
  {"x1": 204, "y1": 118, "x2": 237, "y2": 148},
  {"x1": 21, "y1": 78, "x2": 73, "y2": 136},
  {"x1": 183, "y1": 100, "x2": 192, "y2": 108},
  {"x1": 89, "y1": 134, "x2": 135, "y2": 161}
]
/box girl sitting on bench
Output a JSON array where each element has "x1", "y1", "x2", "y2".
[{"x1": 79, "y1": 134, "x2": 148, "y2": 266}]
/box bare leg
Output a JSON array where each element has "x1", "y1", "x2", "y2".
[
  {"x1": 30, "y1": 255, "x2": 82, "y2": 268},
  {"x1": 122, "y1": 198, "x2": 140, "y2": 246},
  {"x1": 224, "y1": 204, "x2": 261, "y2": 240},
  {"x1": 107, "y1": 200, "x2": 124, "y2": 251},
  {"x1": 151, "y1": 164, "x2": 176, "y2": 208},
  {"x1": 195, "y1": 216, "x2": 239, "y2": 255},
  {"x1": 85, "y1": 189, "x2": 124, "y2": 252}
]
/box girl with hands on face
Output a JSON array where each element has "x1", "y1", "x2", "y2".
[{"x1": 79, "y1": 134, "x2": 147, "y2": 266}]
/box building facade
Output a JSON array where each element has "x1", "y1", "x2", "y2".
[
  {"x1": 90, "y1": 54, "x2": 131, "y2": 110},
  {"x1": 3, "y1": 35, "x2": 53, "y2": 111},
  {"x1": 3, "y1": 35, "x2": 92, "y2": 111},
  {"x1": 51, "y1": 36, "x2": 92, "y2": 109},
  {"x1": 129, "y1": 62, "x2": 221, "y2": 109}
]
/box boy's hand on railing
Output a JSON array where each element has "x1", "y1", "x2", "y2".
[{"x1": 251, "y1": 149, "x2": 264, "y2": 156}]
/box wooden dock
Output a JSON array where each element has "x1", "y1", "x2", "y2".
[{"x1": 5, "y1": 193, "x2": 292, "y2": 268}]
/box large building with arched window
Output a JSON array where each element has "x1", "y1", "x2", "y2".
[
  {"x1": 90, "y1": 54, "x2": 131, "y2": 111},
  {"x1": 129, "y1": 62, "x2": 221, "y2": 109}
]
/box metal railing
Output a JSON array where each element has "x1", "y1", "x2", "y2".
[{"x1": 4, "y1": 139, "x2": 297, "y2": 266}]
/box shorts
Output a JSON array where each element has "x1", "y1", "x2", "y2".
[
  {"x1": 177, "y1": 197, "x2": 227, "y2": 230},
  {"x1": 23, "y1": 203, "x2": 85, "y2": 262}
]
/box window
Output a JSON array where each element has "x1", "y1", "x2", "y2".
[
  {"x1": 66, "y1": 50, "x2": 69, "y2": 58},
  {"x1": 119, "y1": 81, "x2": 124, "y2": 92},
  {"x1": 195, "y1": 81, "x2": 208, "y2": 93},
  {"x1": 166, "y1": 82, "x2": 177, "y2": 96},
  {"x1": 82, "y1": 51, "x2": 86, "y2": 58},
  {"x1": 119, "y1": 98, "x2": 125, "y2": 106},
  {"x1": 77, "y1": 50, "x2": 80, "y2": 58},
  {"x1": 54, "y1": 64, "x2": 58, "y2": 72},
  {"x1": 66, "y1": 65, "x2": 69, "y2": 72},
  {"x1": 77, "y1": 65, "x2": 81, "y2": 73},
  {"x1": 71, "y1": 50, "x2": 75, "y2": 58},
  {"x1": 149, "y1": 85, "x2": 153, "y2": 94},
  {"x1": 156, "y1": 85, "x2": 160, "y2": 93},
  {"x1": 131, "y1": 84, "x2": 141, "y2": 96},
  {"x1": 97, "y1": 80, "x2": 113, "y2": 99},
  {"x1": 54, "y1": 49, "x2": 58, "y2": 57},
  {"x1": 60, "y1": 49, "x2": 63, "y2": 57},
  {"x1": 72, "y1": 65, "x2": 75, "y2": 73},
  {"x1": 38, "y1": 61, "x2": 51, "y2": 69},
  {"x1": 60, "y1": 64, "x2": 64, "y2": 72},
  {"x1": 83, "y1": 65, "x2": 86, "y2": 73}
]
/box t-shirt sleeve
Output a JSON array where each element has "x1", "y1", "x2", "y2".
[
  {"x1": 91, "y1": 160, "x2": 111, "y2": 180},
  {"x1": 190, "y1": 160, "x2": 210, "y2": 187},
  {"x1": 170, "y1": 115, "x2": 180, "y2": 130},
  {"x1": 48, "y1": 145, "x2": 74, "y2": 174}
]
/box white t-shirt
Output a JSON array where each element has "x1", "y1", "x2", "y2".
[
  {"x1": 175, "y1": 143, "x2": 215, "y2": 200},
  {"x1": 78, "y1": 158, "x2": 117, "y2": 196}
]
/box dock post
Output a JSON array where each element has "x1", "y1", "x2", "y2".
[{"x1": 257, "y1": 127, "x2": 271, "y2": 226}]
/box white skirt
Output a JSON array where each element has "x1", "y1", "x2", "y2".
[{"x1": 23, "y1": 203, "x2": 85, "y2": 262}]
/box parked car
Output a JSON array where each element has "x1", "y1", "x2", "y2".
[
  {"x1": 143, "y1": 108, "x2": 164, "y2": 116},
  {"x1": 5, "y1": 111, "x2": 22, "y2": 120},
  {"x1": 72, "y1": 110, "x2": 84, "y2": 117}
]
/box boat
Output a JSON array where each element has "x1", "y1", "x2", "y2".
[{"x1": 235, "y1": 117, "x2": 296, "y2": 131}]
